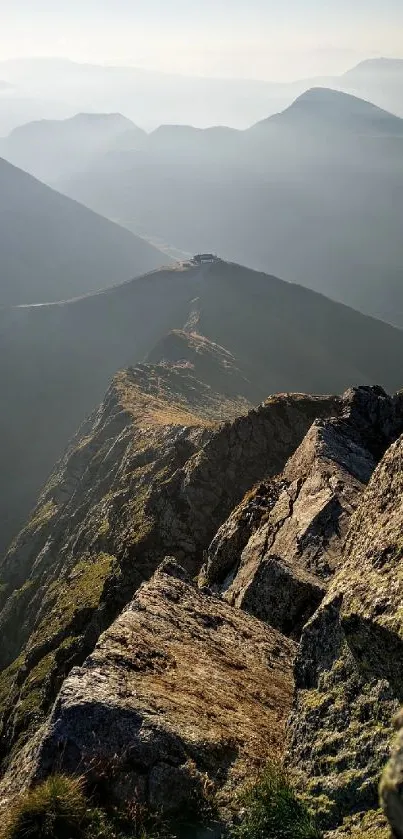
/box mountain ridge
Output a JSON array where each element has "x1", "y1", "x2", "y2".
[{"x1": 2, "y1": 258, "x2": 403, "y2": 558}]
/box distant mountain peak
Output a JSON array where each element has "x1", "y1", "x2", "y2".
[
  {"x1": 251, "y1": 86, "x2": 402, "y2": 131},
  {"x1": 69, "y1": 112, "x2": 135, "y2": 125},
  {"x1": 343, "y1": 57, "x2": 403, "y2": 77},
  {"x1": 283, "y1": 86, "x2": 393, "y2": 116}
]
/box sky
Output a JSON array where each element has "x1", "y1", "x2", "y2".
[{"x1": 1, "y1": 0, "x2": 403, "y2": 80}]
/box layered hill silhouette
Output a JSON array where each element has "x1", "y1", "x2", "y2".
[
  {"x1": 252, "y1": 86, "x2": 403, "y2": 137},
  {"x1": 1, "y1": 258, "x2": 403, "y2": 555},
  {"x1": 0, "y1": 155, "x2": 167, "y2": 304},
  {"x1": 50, "y1": 89, "x2": 403, "y2": 325},
  {"x1": 0, "y1": 56, "x2": 402, "y2": 134},
  {"x1": 0, "y1": 112, "x2": 146, "y2": 182}
]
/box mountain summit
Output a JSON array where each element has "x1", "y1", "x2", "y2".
[{"x1": 255, "y1": 86, "x2": 403, "y2": 134}]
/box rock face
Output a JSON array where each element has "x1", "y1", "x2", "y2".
[
  {"x1": 0, "y1": 559, "x2": 295, "y2": 830},
  {"x1": 201, "y1": 386, "x2": 403, "y2": 639},
  {"x1": 0, "y1": 360, "x2": 337, "y2": 768},
  {"x1": 287, "y1": 418, "x2": 403, "y2": 833},
  {"x1": 381, "y1": 708, "x2": 403, "y2": 838}
]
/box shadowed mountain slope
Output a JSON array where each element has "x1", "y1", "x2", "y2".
[{"x1": 0, "y1": 155, "x2": 167, "y2": 305}]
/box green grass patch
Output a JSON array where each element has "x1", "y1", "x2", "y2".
[
  {"x1": 30, "y1": 553, "x2": 115, "y2": 647},
  {"x1": 232, "y1": 763, "x2": 321, "y2": 839},
  {"x1": 23, "y1": 501, "x2": 58, "y2": 534}
]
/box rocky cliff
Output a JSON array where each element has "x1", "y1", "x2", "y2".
[
  {"x1": 286, "y1": 397, "x2": 403, "y2": 835},
  {"x1": 200, "y1": 387, "x2": 403, "y2": 640},
  {"x1": 0, "y1": 352, "x2": 337, "y2": 776},
  {"x1": 1, "y1": 369, "x2": 403, "y2": 839}
]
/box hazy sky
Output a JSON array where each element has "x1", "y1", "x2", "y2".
[{"x1": 2, "y1": 0, "x2": 403, "y2": 79}]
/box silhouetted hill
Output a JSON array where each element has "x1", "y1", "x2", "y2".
[
  {"x1": 0, "y1": 112, "x2": 146, "y2": 182},
  {"x1": 0, "y1": 155, "x2": 167, "y2": 304},
  {"x1": 253, "y1": 87, "x2": 403, "y2": 135},
  {"x1": 1, "y1": 259, "x2": 403, "y2": 554}
]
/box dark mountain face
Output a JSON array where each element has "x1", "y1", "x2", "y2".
[
  {"x1": 0, "y1": 113, "x2": 146, "y2": 182},
  {"x1": 1, "y1": 258, "x2": 403, "y2": 556},
  {"x1": 0, "y1": 156, "x2": 168, "y2": 305},
  {"x1": 53, "y1": 90, "x2": 403, "y2": 326}
]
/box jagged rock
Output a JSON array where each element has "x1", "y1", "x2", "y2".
[
  {"x1": 286, "y1": 416, "x2": 403, "y2": 832},
  {"x1": 0, "y1": 368, "x2": 337, "y2": 766},
  {"x1": 202, "y1": 386, "x2": 403, "y2": 638},
  {"x1": 0, "y1": 560, "x2": 296, "y2": 828}
]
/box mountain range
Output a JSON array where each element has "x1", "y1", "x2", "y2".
[
  {"x1": 0, "y1": 56, "x2": 402, "y2": 136},
  {"x1": 37, "y1": 87, "x2": 403, "y2": 325}
]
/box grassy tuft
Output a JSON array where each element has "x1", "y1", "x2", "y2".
[
  {"x1": 0, "y1": 775, "x2": 89, "y2": 839},
  {"x1": 0, "y1": 775, "x2": 174, "y2": 839},
  {"x1": 232, "y1": 763, "x2": 321, "y2": 839}
]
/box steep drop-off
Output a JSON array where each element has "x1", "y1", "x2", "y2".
[
  {"x1": 0, "y1": 354, "x2": 337, "y2": 770},
  {"x1": 287, "y1": 417, "x2": 403, "y2": 835}
]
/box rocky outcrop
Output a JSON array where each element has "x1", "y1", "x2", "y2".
[
  {"x1": 201, "y1": 386, "x2": 403, "y2": 639},
  {"x1": 145, "y1": 328, "x2": 258, "y2": 407},
  {"x1": 287, "y1": 420, "x2": 403, "y2": 833},
  {"x1": 0, "y1": 559, "x2": 295, "y2": 831},
  {"x1": 380, "y1": 708, "x2": 403, "y2": 838},
  {"x1": 0, "y1": 362, "x2": 337, "y2": 768}
]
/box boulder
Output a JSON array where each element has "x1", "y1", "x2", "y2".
[{"x1": 0, "y1": 559, "x2": 295, "y2": 828}]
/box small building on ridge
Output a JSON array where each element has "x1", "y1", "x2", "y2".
[{"x1": 192, "y1": 253, "x2": 218, "y2": 265}]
